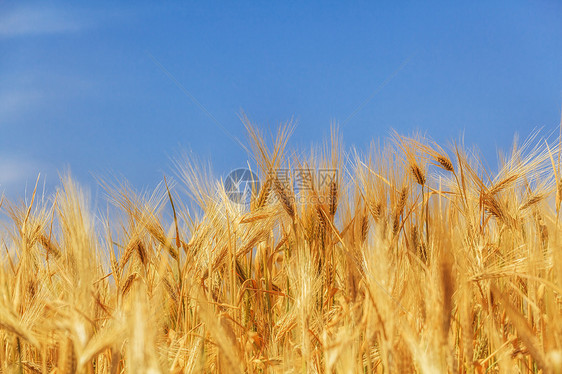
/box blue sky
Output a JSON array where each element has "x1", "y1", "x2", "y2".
[{"x1": 1, "y1": 1, "x2": 561, "y2": 199}]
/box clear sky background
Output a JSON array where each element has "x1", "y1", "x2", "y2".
[{"x1": 1, "y1": 1, "x2": 561, "y2": 199}]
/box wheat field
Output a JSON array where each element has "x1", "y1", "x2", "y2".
[{"x1": 1, "y1": 123, "x2": 561, "y2": 373}]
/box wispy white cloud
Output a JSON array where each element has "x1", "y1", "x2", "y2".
[
  {"x1": 0, "y1": 5, "x2": 87, "y2": 37},
  {"x1": 0, "y1": 154, "x2": 57, "y2": 201},
  {"x1": 0, "y1": 156, "x2": 41, "y2": 189},
  {"x1": 0, "y1": 70, "x2": 98, "y2": 124},
  {"x1": 0, "y1": 89, "x2": 44, "y2": 123}
]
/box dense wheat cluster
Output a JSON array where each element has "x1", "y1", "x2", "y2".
[{"x1": 1, "y1": 123, "x2": 561, "y2": 373}]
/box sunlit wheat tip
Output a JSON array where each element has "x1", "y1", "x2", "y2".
[
  {"x1": 436, "y1": 156, "x2": 454, "y2": 172},
  {"x1": 411, "y1": 164, "x2": 426, "y2": 185}
]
